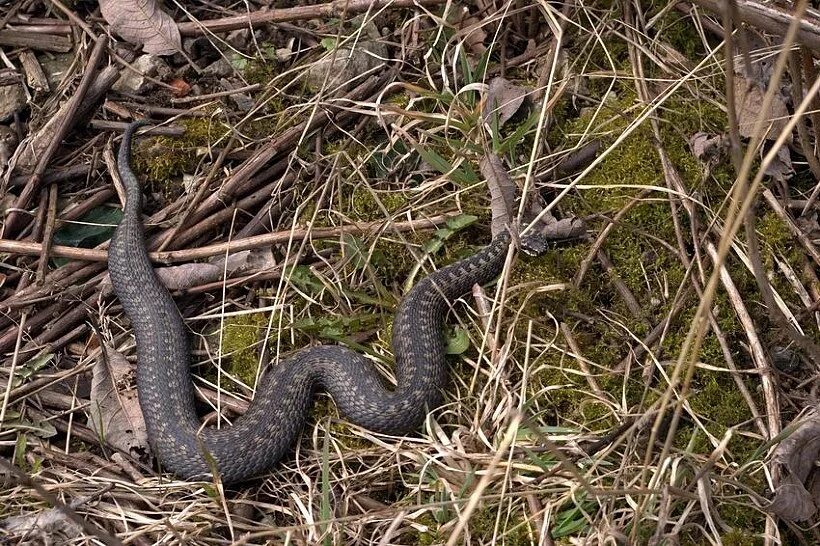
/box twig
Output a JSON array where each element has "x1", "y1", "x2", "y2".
[
  {"x1": 36, "y1": 184, "x2": 59, "y2": 284},
  {"x1": 691, "y1": 0, "x2": 820, "y2": 52},
  {"x1": 0, "y1": 213, "x2": 461, "y2": 263},
  {"x1": 787, "y1": 50, "x2": 820, "y2": 214},
  {"x1": 4, "y1": 36, "x2": 108, "y2": 237},
  {"x1": 705, "y1": 241, "x2": 780, "y2": 440},
  {"x1": 761, "y1": 188, "x2": 820, "y2": 266},
  {"x1": 177, "y1": 0, "x2": 448, "y2": 36}
]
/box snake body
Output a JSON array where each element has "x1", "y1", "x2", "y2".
[{"x1": 108, "y1": 121, "x2": 515, "y2": 484}]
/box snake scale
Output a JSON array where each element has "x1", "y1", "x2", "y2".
[{"x1": 108, "y1": 121, "x2": 517, "y2": 484}]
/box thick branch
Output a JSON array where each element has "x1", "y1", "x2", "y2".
[{"x1": 689, "y1": 0, "x2": 820, "y2": 52}]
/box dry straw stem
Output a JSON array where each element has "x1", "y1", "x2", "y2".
[{"x1": 0, "y1": 214, "x2": 459, "y2": 263}]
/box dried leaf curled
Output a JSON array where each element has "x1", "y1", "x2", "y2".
[
  {"x1": 733, "y1": 78, "x2": 789, "y2": 141},
  {"x1": 87, "y1": 346, "x2": 150, "y2": 462},
  {"x1": 480, "y1": 153, "x2": 518, "y2": 238},
  {"x1": 763, "y1": 144, "x2": 793, "y2": 183},
  {"x1": 101, "y1": 248, "x2": 276, "y2": 294},
  {"x1": 689, "y1": 132, "x2": 726, "y2": 161},
  {"x1": 100, "y1": 0, "x2": 182, "y2": 56},
  {"x1": 768, "y1": 409, "x2": 820, "y2": 521},
  {"x1": 454, "y1": 8, "x2": 487, "y2": 56},
  {"x1": 483, "y1": 77, "x2": 528, "y2": 128},
  {"x1": 3, "y1": 507, "x2": 83, "y2": 545}
]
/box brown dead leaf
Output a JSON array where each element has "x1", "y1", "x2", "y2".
[
  {"x1": 482, "y1": 77, "x2": 528, "y2": 128},
  {"x1": 480, "y1": 154, "x2": 518, "y2": 238},
  {"x1": 768, "y1": 409, "x2": 820, "y2": 521},
  {"x1": 100, "y1": 0, "x2": 181, "y2": 56},
  {"x1": 796, "y1": 212, "x2": 820, "y2": 240},
  {"x1": 169, "y1": 78, "x2": 191, "y2": 97},
  {"x1": 763, "y1": 143, "x2": 794, "y2": 183},
  {"x1": 453, "y1": 8, "x2": 487, "y2": 56},
  {"x1": 689, "y1": 132, "x2": 726, "y2": 161},
  {"x1": 480, "y1": 153, "x2": 585, "y2": 252},
  {"x1": 87, "y1": 346, "x2": 150, "y2": 462},
  {"x1": 157, "y1": 248, "x2": 276, "y2": 290},
  {"x1": 554, "y1": 140, "x2": 601, "y2": 175},
  {"x1": 101, "y1": 248, "x2": 276, "y2": 294},
  {"x1": 733, "y1": 78, "x2": 789, "y2": 141},
  {"x1": 539, "y1": 216, "x2": 586, "y2": 240},
  {"x1": 3, "y1": 507, "x2": 83, "y2": 545}
]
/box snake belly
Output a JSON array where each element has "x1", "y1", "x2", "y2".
[{"x1": 108, "y1": 121, "x2": 514, "y2": 484}]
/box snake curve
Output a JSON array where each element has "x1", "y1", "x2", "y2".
[{"x1": 108, "y1": 121, "x2": 517, "y2": 484}]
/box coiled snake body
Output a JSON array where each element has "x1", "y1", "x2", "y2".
[{"x1": 109, "y1": 121, "x2": 516, "y2": 484}]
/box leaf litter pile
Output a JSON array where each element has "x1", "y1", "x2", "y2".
[{"x1": 1, "y1": 0, "x2": 819, "y2": 544}]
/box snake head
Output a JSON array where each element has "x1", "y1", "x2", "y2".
[{"x1": 517, "y1": 216, "x2": 587, "y2": 257}]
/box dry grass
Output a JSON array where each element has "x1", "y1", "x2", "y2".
[{"x1": 2, "y1": 1, "x2": 819, "y2": 545}]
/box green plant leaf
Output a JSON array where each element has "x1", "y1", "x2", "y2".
[
  {"x1": 57, "y1": 206, "x2": 121, "y2": 249},
  {"x1": 445, "y1": 327, "x2": 469, "y2": 355},
  {"x1": 12, "y1": 352, "x2": 53, "y2": 388},
  {"x1": 341, "y1": 234, "x2": 368, "y2": 270},
  {"x1": 445, "y1": 213, "x2": 478, "y2": 231},
  {"x1": 289, "y1": 265, "x2": 325, "y2": 294}
]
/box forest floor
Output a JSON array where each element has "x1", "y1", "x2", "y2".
[{"x1": 1, "y1": 1, "x2": 819, "y2": 545}]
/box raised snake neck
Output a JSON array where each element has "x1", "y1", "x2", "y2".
[{"x1": 108, "y1": 121, "x2": 518, "y2": 484}]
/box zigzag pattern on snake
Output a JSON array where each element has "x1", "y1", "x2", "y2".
[{"x1": 108, "y1": 120, "x2": 519, "y2": 484}]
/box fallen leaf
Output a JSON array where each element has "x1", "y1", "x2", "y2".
[
  {"x1": 768, "y1": 409, "x2": 820, "y2": 521},
  {"x1": 453, "y1": 8, "x2": 487, "y2": 56},
  {"x1": 168, "y1": 78, "x2": 191, "y2": 97},
  {"x1": 689, "y1": 132, "x2": 726, "y2": 161},
  {"x1": 539, "y1": 216, "x2": 586, "y2": 240},
  {"x1": 3, "y1": 507, "x2": 83, "y2": 545},
  {"x1": 100, "y1": 0, "x2": 182, "y2": 56},
  {"x1": 554, "y1": 140, "x2": 601, "y2": 175},
  {"x1": 479, "y1": 154, "x2": 518, "y2": 238},
  {"x1": 87, "y1": 346, "x2": 150, "y2": 462},
  {"x1": 101, "y1": 248, "x2": 276, "y2": 294},
  {"x1": 796, "y1": 212, "x2": 820, "y2": 240},
  {"x1": 482, "y1": 77, "x2": 528, "y2": 127},
  {"x1": 157, "y1": 248, "x2": 277, "y2": 290},
  {"x1": 733, "y1": 29, "x2": 775, "y2": 86},
  {"x1": 763, "y1": 143, "x2": 794, "y2": 183},
  {"x1": 733, "y1": 78, "x2": 790, "y2": 141}
]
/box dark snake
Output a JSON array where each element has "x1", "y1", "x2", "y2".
[{"x1": 108, "y1": 121, "x2": 519, "y2": 484}]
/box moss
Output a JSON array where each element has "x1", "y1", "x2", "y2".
[
  {"x1": 309, "y1": 396, "x2": 375, "y2": 450},
  {"x1": 721, "y1": 529, "x2": 763, "y2": 546},
  {"x1": 517, "y1": 81, "x2": 766, "y2": 479},
  {"x1": 719, "y1": 504, "x2": 766, "y2": 544},
  {"x1": 408, "y1": 512, "x2": 441, "y2": 546},
  {"x1": 658, "y1": 10, "x2": 708, "y2": 60},
  {"x1": 243, "y1": 57, "x2": 276, "y2": 86},
  {"x1": 468, "y1": 507, "x2": 534, "y2": 545},
  {"x1": 757, "y1": 211, "x2": 792, "y2": 250},
  {"x1": 132, "y1": 118, "x2": 229, "y2": 198},
  {"x1": 401, "y1": 503, "x2": 537, "y2": 545},
  {"x1": 243, "y1": 109, "x2": 289, "y2": 139},
  {"x1": 689, "y1": 373, "x2": 752, "y2": 426},
  {"x1": 348, "y1": 185, "x2": 408, "y2": 222},
  {"x1": 218, "y1": 312, "x2": 269, "y2": 387}
]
